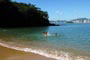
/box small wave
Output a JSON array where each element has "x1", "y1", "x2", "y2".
[{"x1": 0, "y1": 41, "x2": 89, "y2": 60}]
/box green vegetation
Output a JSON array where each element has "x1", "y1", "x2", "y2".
[{"x1": 0, "y1": 0, "x2": 54, "y2": 27}]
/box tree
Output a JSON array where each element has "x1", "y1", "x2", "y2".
[{"x1": 0, "y1": 0, "x2": 52, "y2": 27}]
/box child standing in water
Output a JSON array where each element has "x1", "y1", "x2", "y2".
[
  {"x1": 43, "y1": 32, "x2": 48, "y2": 36},
  {"x1": 43, "y1": 32, "x2": 58, "y2": 37}
]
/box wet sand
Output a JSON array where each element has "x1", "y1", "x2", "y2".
[{"x1": 0, "y1": 46, "x2": 56, "y2": 60}]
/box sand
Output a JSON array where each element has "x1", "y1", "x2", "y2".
[{"x1": 0, "y1": 46, "x2": 56, "y2": 60}]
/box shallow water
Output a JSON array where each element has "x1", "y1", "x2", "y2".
[{"x1": 0, "y1": 23, "x2": 90, "y2": 60}]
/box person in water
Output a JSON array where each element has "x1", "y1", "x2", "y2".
[
  {"x1": 43, "y1": 32, "x2": 58, "y2": 36},
  {"x1": 43, "y1": 32, "x2": 48, "y2": 36}
]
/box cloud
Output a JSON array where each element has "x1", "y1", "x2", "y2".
[
  {"x1": 56, "y1": 11, "x2": 60, "y2": 14},
  {"x1": 55, "y1": 11, "x2": 64, "y2": 15}
]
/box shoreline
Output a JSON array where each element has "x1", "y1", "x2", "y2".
[
  {"x1": 0, "y1": 45, "x2": 56, "y2": 60},
  {"x1": 0, "y1": 40, "x2": 90, "y2": 60}
]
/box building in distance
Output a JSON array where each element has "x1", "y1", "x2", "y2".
[{"x1": 71, "y1": 18, "x2": 90, "y2": 23}]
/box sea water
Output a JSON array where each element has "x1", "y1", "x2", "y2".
[{"x1": 0, "y1": 23, "x2": 90, "y2": 60}]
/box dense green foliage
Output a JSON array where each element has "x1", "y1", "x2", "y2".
[{"x1": 0, "y1": 0, "x2": 53, "y2": 27}]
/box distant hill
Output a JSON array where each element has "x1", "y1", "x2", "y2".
[{"x1": 72, "y1": 18, "x2": 89, "y2": 21}]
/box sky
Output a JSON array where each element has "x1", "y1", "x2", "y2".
[{"x1": 13, "y1": 0, "x2": 90, "y2": 21}]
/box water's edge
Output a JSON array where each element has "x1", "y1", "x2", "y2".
[{"x1": 0, "y1": 40, "x2": 89, "y2": 60}]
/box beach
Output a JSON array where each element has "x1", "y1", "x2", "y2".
[{"x1": 0, "y1": 46, "x2": 55, "y2": 60}]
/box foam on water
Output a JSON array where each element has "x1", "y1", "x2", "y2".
[{"x1": 0, "y1": 40, "x2": 89, "y2": 60}]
